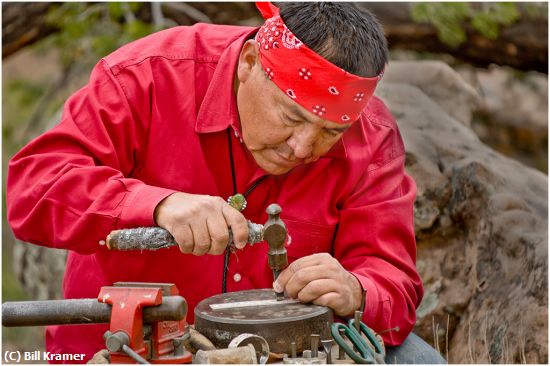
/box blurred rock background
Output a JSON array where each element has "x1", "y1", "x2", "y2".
[{"x1": 2, "y1": 2, "x2": 547, "y2": 363}]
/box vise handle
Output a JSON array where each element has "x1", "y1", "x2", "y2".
[{"x1": 2, "y1": 296, "x2": 186, "y2": 327}]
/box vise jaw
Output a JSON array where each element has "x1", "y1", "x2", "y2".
[{"x1": 99, "y1": 282, "x2": 192, "y2": 364}]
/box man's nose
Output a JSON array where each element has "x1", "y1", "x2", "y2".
[{"x1": 287, "y1": 125, "x2": 318, "y2": 159}]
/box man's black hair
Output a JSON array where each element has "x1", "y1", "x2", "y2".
[{"x1": 278, "y1": 2, "x2": 388, "y2": 78}]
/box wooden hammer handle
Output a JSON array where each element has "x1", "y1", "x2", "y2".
[{"x1": 106, "y1": 223, "x2": 264, "y2": 251}]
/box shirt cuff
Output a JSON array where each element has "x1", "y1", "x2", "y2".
[
  {"x1": 118, "y1": 183, "x2": 177, "y2": 228},
  {"x1": 349, "y1": 272, "x2": 381, "y2": 327}
]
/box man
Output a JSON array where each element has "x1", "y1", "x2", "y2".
[{"x1": 7, "y1": 2, "x2": 444, "y2": 363}]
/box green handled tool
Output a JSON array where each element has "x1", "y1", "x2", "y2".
[{"x1": 330, "y1": 313, "x2": 385, "y2": 364}]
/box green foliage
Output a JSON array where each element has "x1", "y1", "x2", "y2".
[
  {"x1": 2, "y1": 79, "x2": 47, "y2": 146},
  {"x1": 411, "y1": 3, "x2": 521, "y2": 48},
  {"x1": 411, "y1": 3, "x2": 469, "y2": 48},
  {"x1": 43, "y1": 2, "x2": 157, "y2": 66},
  {"x1": 525, "y1": 2, "x2": 549, "y2": 18},
  {"x1": 471, "y1": 3, "x2": 519, "y2": 40},
  {"x1": 3, "y1": 3, "x2": 162, "y2": 153},
  {"x1": 5, "y1": 80, "x2": 46, "y2": 110}
]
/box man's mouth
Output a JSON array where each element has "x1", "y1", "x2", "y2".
[{"x1": 273, "y1": 151, "x2": 300, "y2": 167}]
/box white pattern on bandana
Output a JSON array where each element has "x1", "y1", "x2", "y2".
[
  {"x1": 312, "y1": 105, "x2": 326, "y2": 116},
  {"x1": 298, "y1": 68, "x2": 312, "y2": 80},
  {"x1": 282, "y1": 27, "x2": 303, "y2": 49}
]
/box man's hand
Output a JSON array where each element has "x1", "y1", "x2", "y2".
[
  {"x1": 273, "y1": 253, "x2": 363, "y2": 316},
  {"x1": 154, "y1": 192, "x2": 249, "y2": 255}
]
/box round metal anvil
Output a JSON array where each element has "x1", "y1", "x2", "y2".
[{"x1": 194, "y1": 289, "x2": 333, "y2": 354}]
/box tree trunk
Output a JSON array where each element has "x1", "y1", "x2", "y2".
[
  {"x1": 360, "y1": 3, "x2": 548, "y2": 72},
  {"x1": 3, "y1": 2, "x2": 547, "y2": 73},
  {"x1": 2, "y1": 2, "x2": 58, "y2": 58}
]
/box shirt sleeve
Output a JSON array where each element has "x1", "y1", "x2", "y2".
[
  {"x1": 7, "y1": 59, "x2": 177, "y2": 255},
  {"x1": 334, "y1": 117, "x2": 423, "y2": 346}
]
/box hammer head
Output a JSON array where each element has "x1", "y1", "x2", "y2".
[{"x1": 263, "y1": 204, "x2": 288, "y2": 300}]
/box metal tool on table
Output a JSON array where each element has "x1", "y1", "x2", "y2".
[
  {"x1": 330, "y1": 310, "x2": 385, "y2": 364},
  {"x1": 2, "y1": 282, "x2": 193, "y2": 364},
  {"x1": 337, "y1": 328, "x2": 347, "y2": 361},
  {"x1": 282, "y1": 334, "x2": 327, "y2": 364},
  {"x1": 321, "y1": 339, "x2": 334, "y2": 364},
  {"x1": 263, "y1": 203, "x2": 289, "y2": 300}
]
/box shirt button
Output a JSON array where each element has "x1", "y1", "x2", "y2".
[{"x1": 233, "y1": 273, "x2": 242, "y2": 282}]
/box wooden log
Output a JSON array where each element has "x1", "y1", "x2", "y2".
[
  {"x1": 3, "y1": 2, "x2": 547, "y2": 72},
  {"x1": 361, "y1": 3, "x2": 548, "y2": 72}
]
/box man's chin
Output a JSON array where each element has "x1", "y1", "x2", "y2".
[
  {"x1": 250, "y1": 151, "x2": 299, "y2": 175},
  {"x1": 257, "y1": 159, "x2": 295, "y2": 175}
]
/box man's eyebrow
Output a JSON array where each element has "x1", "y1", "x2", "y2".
[
  {"x1": 329, "y1": 125, "x2": 351, "y2": 133},
  {"x1": 287, "y1": 104, "x2": 316, "y2": 123}
]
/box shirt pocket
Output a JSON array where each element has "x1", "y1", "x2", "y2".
[{"x1": 283, "y1": 218, "x2": 337, "y2": 261}]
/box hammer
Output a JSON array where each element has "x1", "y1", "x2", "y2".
[
  {"x1": 263, "y1": 204, "x2": 289, "y2": 300},
  {"x1": 105, "y1": 222, "x2": 264, "y2": 251},
  {"x1": 105, "y1": 204, "x2": 289, "y2": 299}
]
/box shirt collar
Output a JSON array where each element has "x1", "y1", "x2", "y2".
[
  {"x1": 324, "y1": 138, "x2": 347, "y2": 158},
  {"x1": 195, "y1": 28, "x2": 258, "y2": 134}
]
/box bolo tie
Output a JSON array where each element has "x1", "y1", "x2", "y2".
[{"x1": 222, "y1": 128, "x2": 267, "y2": 293}]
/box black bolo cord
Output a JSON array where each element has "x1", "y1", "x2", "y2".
[
  {"x1": 222, "y1": 128, "x2": 236, "y2": 293},
  {"x1": 221, "y1": 128, "x2": 267, "y2": 293}
]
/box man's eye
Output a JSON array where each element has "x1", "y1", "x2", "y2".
[
  {"x1": 324, "y1": 129, "x2": 343, "y2": 137},
  {"x1": 284, "y1": 116, "x2": 300, "y2": 126}
]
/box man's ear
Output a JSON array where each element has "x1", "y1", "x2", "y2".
[{"x1": 237, "y1": 40, "x2": 260, "y2": 83}]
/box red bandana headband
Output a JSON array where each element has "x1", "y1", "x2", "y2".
[{"x1": 255, "y1": 2, "x2": 383, "y2": 124}]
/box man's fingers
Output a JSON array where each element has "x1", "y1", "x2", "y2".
[
  {"x1": 275, "y1": 253, "x2": 335, "y2": 290},
  {"x1": 191, "y1": 221, "x2": 211, "y2": 256},
  {"x1": 155, "y1": 193, "x2": 250, "y2": 254},
  {"x1": 313, "y1": 290, "x2": 357, "y2": 317},
  {"x1": 284, "y1": 265, "x2": 330, "y2": 298},
  {"x1": 222, "y1": 204, "x2": 248, "y2": 248},
  {"x1": 296, "y1": 279, "x2": 350, "y2": 315},
  {"x1": 206, "y1": 215, "x2": 230, "y2": 255},
  {"x1": 311, "y1": 291, "x2": 342, "y2": 309},
  {"x1": 174, "y1": 225, "x2": 194, "y2": 253},
  {"x1": 271, "y1": 253, "x2": 360, "y2": 316}
]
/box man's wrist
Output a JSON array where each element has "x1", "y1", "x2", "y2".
[
  {"x1": 153, "y1": 192, "x2": 177, "y2": 227},
  {"x1": 347, "y1": 271, "x2": 364, "y2": 314}
]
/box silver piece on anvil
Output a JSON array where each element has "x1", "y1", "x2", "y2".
[{"x1": 209, "y1": 298, "x2": 300, "y2": 310}]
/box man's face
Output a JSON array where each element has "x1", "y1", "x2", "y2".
[{"x1": 236, "y1": 41, "x2": 352, "y2": 175}]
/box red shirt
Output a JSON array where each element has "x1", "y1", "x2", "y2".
[{"x1": 7, "y1": 24, "x2": 423, "y2": 362}]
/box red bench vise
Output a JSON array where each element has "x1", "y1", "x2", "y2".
[
  {"x1": 99, "y1": 282, "x2": 192, "y2": 364},
  {"x1": 2, "y1": 282, "x2": 193, "y2": 364}
]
